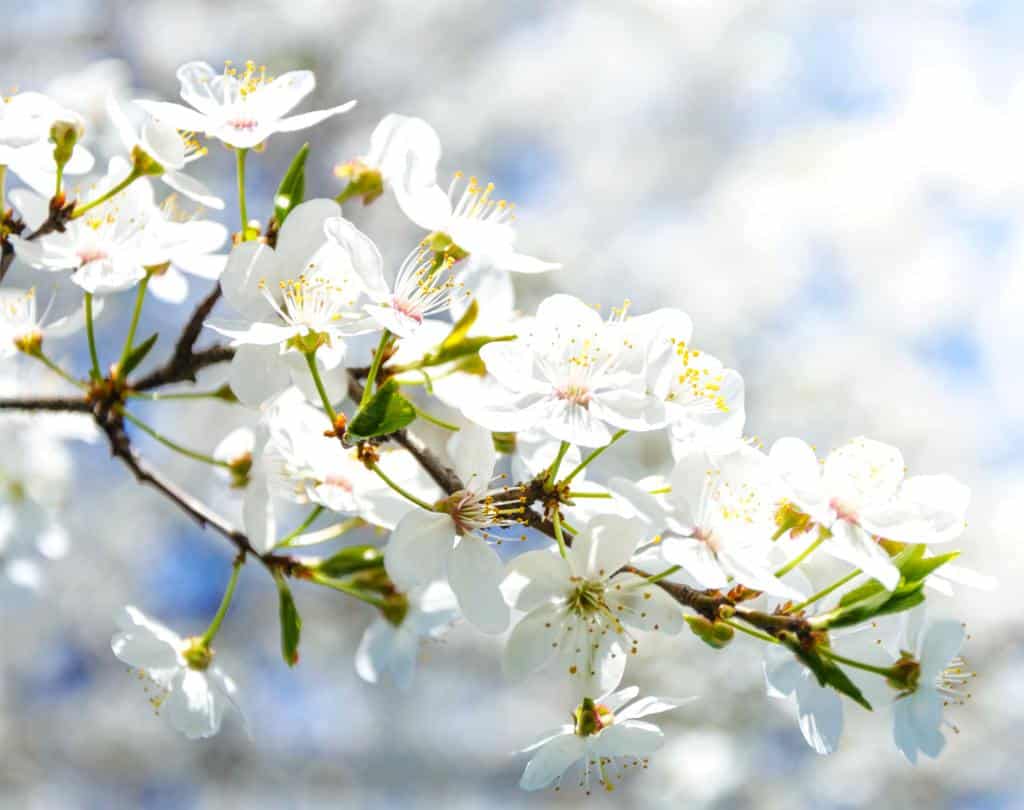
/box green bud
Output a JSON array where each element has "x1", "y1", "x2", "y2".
[
  {"x1": 685, "y1": 614, "x2": 734, "y2": 649},
  {"x1": 492, "y1": 431, "x2": 517, "y2": 454},
  {"x1": 50, "y1": 119, "x2": 83, "y2": 169}
]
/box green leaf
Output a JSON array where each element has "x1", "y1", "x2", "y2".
[
  {"x1": 785, "y1": 638, "x2": 872, "y2": 710},
  {"x1": 347, "y1": 379, "x2": 416, "y2": 440},
  {"x1": 429, "y1": 334, "x2": 516, "y2": 367},
  {"x1": 275, "y1": 574, "x2": 302, "y2": 667},
  {"x1": 899, "y1": 550, "x2": 959, "y2": 583},
  {"x1": 440, "y1": 298, "x2": 479, "y2": 350},
  {"x1": 272, "y1": 142, "x2": 309, "y2": 225},
  {"x1": 120, "y1": 333, "x2": 158, "y2": 377},
  {"x1": 315, "y1": 545, "x2": 384, "y2": 579}
]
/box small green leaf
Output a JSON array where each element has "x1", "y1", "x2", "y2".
[
  {"x1": 440, "y1": 298, "x2": 479, "y2": 350},
  {"x1": 430, "y1": 334, "x2": 516, "y2": 367},
  {"x1": 315, "y1": 545, "x2": 384, "y2": 579},
  {"x1": 347, "y1": 379, "x2": 416, "y2": 440},
  {"x1": 899, "y1": 550, "x2": 960, "y2": 583},
  {"x1": 120, "y1": 333, "x2": 158, "y2": 377},
  {"x1": 785, "y1": 639, "x2": 872, "y2": 710},
  {"x1": 275, "y1": 574, "x2": 302, "y2": 667},
  {"x1": 273, "y1": 143, "x2": 309, "y2": 225}
]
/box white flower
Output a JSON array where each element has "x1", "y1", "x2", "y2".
[
  {"x1": 504, "y1": 514, "x2": 683, "y2": 697},
  {"x1": 242, "y1": 388, "x2": 437, "y2": 552},
  {"x1": 384, "y1": 424, "x2": 515, "y2": 633},
  {"x1": 0, "y1": 91, "x2": 94, "y2": 193},
  {"x1": 324, "y1": 217, "x2": 459, "y2": 338},
  {"x1": 207, "y1": 200, "x2": 378, "y2": 407},
  {"x1": 144, "y1": 211, "x2": 229, "y2": 304},
  {"x1": 355, "y1": 582, "x2": 458, "y2": 690},
  {"x1": 519, "y1": 686, "x2": 693, "y2": 793},
  {"x1": 612, "y1": 444, "x2": 805, "y2": 600},
  {"x1": 619, "y1": 307, "x2": 745, "y2": 450},
  {"x1": 337, "y1": 113, "x2": 441, "y2": 207},
  {"x1": 470, "y1": 294, "x2": 666, "y2": 446},
  {"x1": 9, "y1": 158, "x2": 189, "y2": 294},
  {"x1": 111, "y1": 606, "x2": 241, "y2": 740},
  {"x1": 135, "y1": 60, "x2": 356, "y2": 150},
  {"x1": 770, "y1": 437, "x2": 970, "y2": 590},
  {"x1": 886, "y1": 613, "x2": 971, "y2": 764},
  {"x1": 106, "y1": 93, "x2": 223, "y2": 209},
  {"x1": 400, "y1": 171, "x2": 560, "y2": 275},
  {"x1": 0, "y1": 287, "x2": 99, "y2": 358}
]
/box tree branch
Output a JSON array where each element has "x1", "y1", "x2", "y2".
[{"x1": 0, "y1": 396, "x2": 91, "y2": 412}]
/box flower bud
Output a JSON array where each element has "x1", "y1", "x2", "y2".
[
  {"x1": 50, "y1": 119, "x2": 84, "y2": 169},
  {"x1": 685, "y1": 614, "x2": 734, "y2": 649}
]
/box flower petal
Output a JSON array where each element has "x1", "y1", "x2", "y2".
[
  {"x1": 384, "y1": 509, "x2": 453, "y2": 591},
  {"x1": 448, "y1": 534, "x2": 509, "y2": 633},
  {"x1": 568, "y1": 515, "x2": 644, "y2": 581},
  {"x1": 519, "y1": 733, "x2": 586, "y2": 791}
]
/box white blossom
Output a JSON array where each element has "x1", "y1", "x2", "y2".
[
  {"x1": 504, "y1": 514, "x2": 683, "y2": 698},
  {"x1": 111, "y1": 606, "x2": 242, "y2": 740},
  {"x1": 135, "y1": 61, "x2": 355, "y2": 150}
]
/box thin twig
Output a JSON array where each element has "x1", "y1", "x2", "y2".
[{"x1": 0, "y1": 396, "x2": 91, "y2": 412}]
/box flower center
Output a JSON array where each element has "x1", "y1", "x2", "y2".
[
  {"x1": 555, "y1": 384, "x2": 592, "y2": 407},
  {"x1": 567, "y1": 579, "x2": 606, "y2": 616},
  {"x1": 323, "y1": 473, "x2": 353, "y2": 493},
  {"x1": 693, "y1": 525, "x2": 722, "y2": 554},
  {"x1": 77, "y1": 248, "x2": 109, "y2": 264},
  {"x1": 391, "y1": 295, "x2": 424, "y2": 325},
  {"x1": 260, "y1": 273, "x2": 351, "y2": 331},
  {"x1": 829, "y1": 497, "x2": 859, "y2": 524},
  {"x1": 227, "y1": 117, "x2": 259, "y2": 132},
  {"x1": 574, "y1": 697, "x2": 614, "y2": 737}
]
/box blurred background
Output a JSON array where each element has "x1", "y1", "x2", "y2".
[{"x1": 1, "y1": 0, "x2": 1022, "y2": 807}]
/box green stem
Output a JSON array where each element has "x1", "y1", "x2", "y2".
[
  {"x1": 116, "y1": 271, "x2": 150, "y2": 377},
  {"x1": 304, "y1": 351, "x2": 338, "y2": 422},
  {"x1": 819, "y1": 646, "x2": 895, "y2": 678},
  {"x1": 235, "y1": 147, "x2": 249, "y2": 237},
  {"x1": 411, "y1": 403, "x2": 460, "y2": 432},
  {"x1": 118, "y1": 407, "x2": 231, "y2": 469},
  {"x1": 788, "y1": 569, "x2": 861, "y2": 614},
  {"x1": 544, "y1": 441, "x2": 571, "y2": 491},
  {"x1": 72, "y1": 169, "x2": 142, "y2": 219},
  {"x1": 275, "y1": 505, "x2": 325, "y2": 549},
  {"x1": 370, "y1": 462, "x2": 437, "y2": 512},
  {"x1": 84, "y1": 293, "x2": 101, "y2": 380},
  {"x1": 128, "y1": 388, "x2": 230, "y2": 402},
  {"x1": 642, "y1": 565, "x2": 681, "y2": 585},
  {"x1": 567, "y1": 491, "x2": 612, "y2": 499},
  {"x1": 309, "y1": 571, "x2": 389, "y2": 608},
  {"x1": 552, "y1": 509, "x2": 568, "y2": 559},
  {"x1": 560, "y1": 429, "x2": 627, "y2": 485},
  {"x1": 723, "y1": 618, "x2": 780, "y2": 645},
  {"x1": 360, "y1": 331, "x2": 392, "y2": 409},
  {"x1": 200, "y1": 557, "x2": 245, "y2": 646},
  {"x1": 55, "y1": 164, "x2": 63, "y2": 198},
  {"x1": 29, "y1": 350, "x2": 86, "y2": 389},
  {"x1": 774, "y1": 532, "x2": 826, "y2": 578}
]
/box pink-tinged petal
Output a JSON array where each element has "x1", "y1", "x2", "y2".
[
  {"x1": 568, "y1": 515, "x2": 644, "y2": 581},
  {"x1": 448, "y1": 534, "x2": 509, "y2": 634},
  {"x1": 660, "y1": 536, "x2": 729, "y2": 590},
  {"x1": 384, "y1": 509, "x2": 453, "y2": 591},
  {"x1": 519, "y1": 733, "x2": 586, "y2": 791}
]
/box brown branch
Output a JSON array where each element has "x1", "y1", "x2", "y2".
[
  {"x1": 93, "y1": 401, "x2": 297, "y2": 573},
  {"x1": 131, "y1": 284, "x2": 235, "y2": 391},
  {"x1": 0, "y1": 396, "x2": 91, "y2": 412}
]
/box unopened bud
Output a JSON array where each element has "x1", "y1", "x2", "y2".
[
  {"x1": 50, "y1": 119, "x2": 84, "y2": 169},
  {"x1": 685, "y1": 614, "x2": 734, "y2": 649}
]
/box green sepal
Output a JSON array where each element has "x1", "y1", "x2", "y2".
[
  {"x1": 120, "y1": 333, "x2": 158, "y2": 377},
  {"x1": 275, "y1": 572, "x2": 302, "y2": 667},
  {"x1": 783, "y1": 636, "x2": 872, "y2": 710},
  {"x1": 314, "y1": 545, "x2": 384, "y2": 578}
]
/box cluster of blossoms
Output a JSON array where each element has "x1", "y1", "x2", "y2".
[{"x1": 0, "y1": 59, "x2": 990, "y2": 792}]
